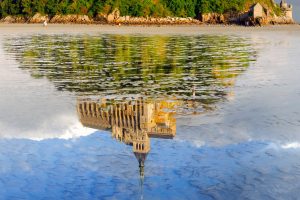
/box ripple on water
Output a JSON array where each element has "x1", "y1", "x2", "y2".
[
  {"x1": 2, "y1": 31, "x2": 300, "y2": 200},
  {"x1": 3, "y1": 34, "x2": 256, "y2": 114}
]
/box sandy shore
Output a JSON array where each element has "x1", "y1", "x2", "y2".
[{"x1": 0, "y1": 23, "x2": 299, "y2": 36}]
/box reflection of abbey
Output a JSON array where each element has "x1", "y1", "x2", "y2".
[{"x1": 77, "y1": 98, "x2": 176, "y2": 179}]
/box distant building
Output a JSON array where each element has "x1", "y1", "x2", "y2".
[
  {"x1": 77, "y1": 98, "x2": 177, "y2": 181},
  {"x1": 249, "y1": 3, "x2": 264, "y2": 19},
  {"x1": 280, "y1": 0, "x2": 293, "y2": 20},
  {"x1": 240, "y1": 1, "x2": 294, "y2": 25}
]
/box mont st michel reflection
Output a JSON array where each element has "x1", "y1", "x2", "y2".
[
  {"x1": 77, "y1": 98, "x2": 177, "y2": 182},
  {"x1": 1, "y1": 22, "x2": 300, "y2": 199}
]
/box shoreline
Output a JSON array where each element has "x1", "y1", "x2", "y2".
[
  {"x1": 0, "y1": 23, "x2": 299, "y2": 36},
  {"x1": 1, "y1": 20, "x2": 298, "y2": 26},
  {"x1": 1, "y1": 13, "x2": 297, "y2": 27}
]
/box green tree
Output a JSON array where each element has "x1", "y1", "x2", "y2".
[
  {"x1": 21, "y1": 0, "x2": 32, "y2": 16},
  {"x1": 32, "y1": 0, "x2": 47, "y2": 14},
  {"x1": 0, "y1": 0, "x2": 282, "y2": 18},
  {"x1": 1, "y1": 0, "x2": 22, "y2": 16}
]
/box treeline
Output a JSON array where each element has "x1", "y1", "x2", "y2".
[
  {"x1": 0, "y1": 0, "x2": 275, "y2": 18},
  {"x1": 6, "y1": 35, "x2": 254, "y2": 96}
]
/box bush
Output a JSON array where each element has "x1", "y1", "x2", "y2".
[{"x1": 0, "y1": 0, "x2": 281, "y2": 18}]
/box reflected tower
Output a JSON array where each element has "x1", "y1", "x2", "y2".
[{"x1": 77, "y1": 98, "x2": 177, "y2": 181}]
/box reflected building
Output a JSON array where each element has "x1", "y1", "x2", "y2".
[{"x1": 77, "y1": 98, "x2": 177, "y2": 180}]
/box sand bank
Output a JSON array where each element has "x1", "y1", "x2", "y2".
[{"x1": 0, "y1": 24, "x2": 299, "y2": 36}]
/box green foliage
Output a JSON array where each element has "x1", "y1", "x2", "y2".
[
  {"x1": 196, "y1": 0, "x2": 246, "y2": 14},
  {"x1": 0, "y1": 0, "x2": 281, "y2": 18},
  {"x1": 246, "y1": 0, "x2": 282, "y2": 16},
  {"x1": 162, "y1": 0, "x2": 197, "y2": 17},
  {"x1": 5, "y1": 35, "x2": 255, "y2": 98},
  {"x1": 0, "y1": 0, "x2": 23, "y2": 16},
  {"x1": 21, "y1": 0, "x2": 32, "y2": 15}
]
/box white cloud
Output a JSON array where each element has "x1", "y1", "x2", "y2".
[{"x1": 281, "y1": 142, "x2": 300, "y2": 149}]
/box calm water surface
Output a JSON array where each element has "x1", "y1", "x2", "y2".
[{"x1": 0, "y1": 29, "x2": 300, "y2": 200}]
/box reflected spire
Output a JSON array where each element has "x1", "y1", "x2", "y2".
[
  {"x1": 135, "y1": 152, "x2": 146, "y2": 181},
  {"x1": 135, "y1": 152, "x2": 146, "y2": 200},
  {"x1": 77, "y1": 97, "x2": 177, "y2": 184}
]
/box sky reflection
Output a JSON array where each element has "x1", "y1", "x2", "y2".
[{"x1": 0, "y1": 132, "x2": 300, "y2": 199}]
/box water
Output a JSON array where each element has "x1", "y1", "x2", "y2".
[{"x1": 0, "y1": 28, "x2": 300, "y2": 200}]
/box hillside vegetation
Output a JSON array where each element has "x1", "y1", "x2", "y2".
[{"x1": 0, "y1": 0, "x2": 281, "y2": 18}]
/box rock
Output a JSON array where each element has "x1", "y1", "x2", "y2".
[
  {"x1": 28, "y1": 13, "x2": 49, "y2": 23},
  {"x1": 199, "y1": 13, "x2": 225, "y2": 23},
  {"x1": 106, "y1": 8, "x2": 120, "y2": 23},
  {"x1": 112, "y1": 8, "x2": 120, "y2": 20},
  {"x1": 50, "y1": 15, "x2": 92, "y2": 24},
  {"x1": 79, "y1": 15, "x2": 91, "y2": 23},
  {"x1": 15, "y1": 16, "x2": 27, "y2": 23},
  {"x1": 150, "y1": 17, "x2": 156, "y2": 22},
  {"x1": 94, "y1": 13, "x2": 107, "y2": 23},
  {"x1": 0, "y1": 15, "x2": 26, "y2": 23},
  {"x1": 116, "y1": 16, "x2": 126, "y2": 23},
  {"x1": 125, "y1": 16, "x2": 130, "y2": 21},
  {"x1": 270, "y1": 15, "x2": 294, "y2": 24},
  {"x1": 0, "y1": 16, "x2": 15, "y2": 23},
  {"x1": 219, "y1": 15, "x2": 225, "y2": 23},
  {"x1": 106, "y1": 14, "x2": 115, "y2": 23}
]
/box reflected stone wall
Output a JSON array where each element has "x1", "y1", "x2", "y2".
[
  {"x1": 77, "y1": 98, "x2": 178, "y2": 180},
  {"x1": 77, "y1": 98, "x2": 177, "y2": 154}
]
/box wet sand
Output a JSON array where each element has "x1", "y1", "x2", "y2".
[{"x1": 0, "y1": 23, "x2": 300, "y2": 36}]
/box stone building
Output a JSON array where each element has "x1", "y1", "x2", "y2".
[
  {"x1": 234, "y1": 0, "x2": 295, "y2": 25},
  {"x1": 77, "y1": 98, "x2": 177, "y2": 140},
  {"x1": 77, "y1": 100, "x2": 111, "y2": 130},
  {"x1": 249, "y1": 3, "x2": 264, "y2": 19},
  {"x1": 234, "y1": 2, "x2": 268, "y2": 25},
  {"x1": 280, "y1": 0, "x2": 293, "y2": 20},
  {"x1": 77, "y1": 98, "x2": 177, "y2": 181}
]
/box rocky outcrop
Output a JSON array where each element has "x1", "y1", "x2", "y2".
[
  {"x1": 114, "y1": 16, "x2": 200, "y2": 25},
  {"x1": 0, "y1": 16, "x2": 26, "y2": 23},
  {"x1": 94, "y1": 13, "x2": 108, "y2": 23},
  {"x1": 270, "y1": 15, "x2": 294, "y2": 24},
  {"x1": 93, "y1": 8, "x2": 200, "y2": 25},
  {"x1": 199, "y1": 13, "x2": 225, "y2": 24},
  {"x1": 93, "y1": 9, "x2": 200, "y2": 25},
  {"x1": 0, "y1": 8, "x2": 295, "y2": 26},
  {"x1": 50, "y1": 15, "x2": 93, "y2": 24},
  {"x1": 107, "y1": 8, "x2": 120, "y2": 23},
  {"x1": 0, "y1": 13, "x2": 201, "y2": 25},
  {"x1": 94, "y1": 9, "x2": 120, "y2": 23},
  {"x1": 28, "y1": 13, "x2": 49, "y2": 23},
  {"x1": 236, "y1": 14, "x2": 294, "y2": 26}
]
